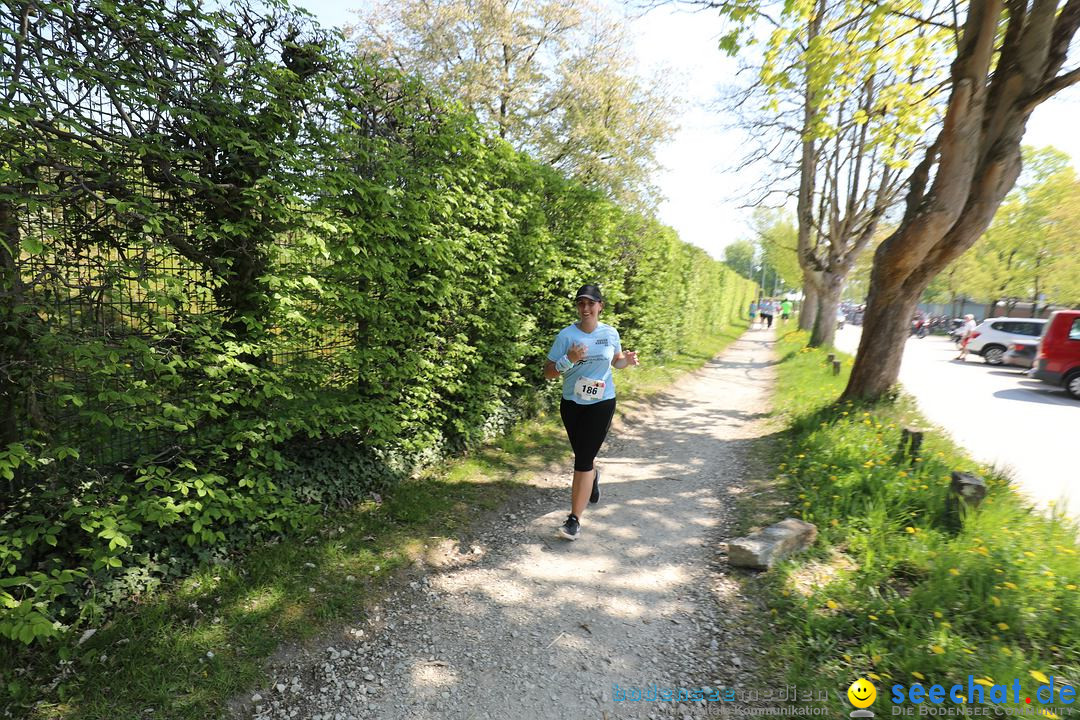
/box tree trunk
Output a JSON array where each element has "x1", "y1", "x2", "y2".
[
  {"x1": 842, "y1": 269, "x2": 923, "y2": 399},
  {"x1": 794, "y1": 0, "x2": 823, "y2": 335},
  {"x1": 799, "y1": 278, "x2": 820, "y2": 331},
  {"x1": 809, "y1": 272, "x2": 843, "y2": 347}
]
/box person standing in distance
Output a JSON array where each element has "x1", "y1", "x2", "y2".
[
  {"x1": 954, "y1": 313, "x2": 978, "y2": 361},
  {"x1": 780, "y1": 298, "x2": 793, "y2": 324},
  {"x1": 544, "y1": 284, "x2": 639, "y2": 540}
]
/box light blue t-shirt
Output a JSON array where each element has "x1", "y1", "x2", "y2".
[{"x1": 547, "y1": 322, "x2": 622, "y2": 404}]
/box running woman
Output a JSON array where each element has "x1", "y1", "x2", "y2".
[{"x1": 544, "y1": 284, "x2": 639, "y2": 540}]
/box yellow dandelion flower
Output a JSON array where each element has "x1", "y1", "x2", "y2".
[
  {"x1": 872, "y1": 654, "x2": 882, "y2": 663},
  {"x1": 830, "y1": 519, "x2": 839, "y2": 527},
  {"x1": 886, "y1": 609, "x2": 895, "y2": 615},
  {"x1": 1004, "y1": 581, "x2": 1018, "y2": 590},
  {"x1": 899, "y1": 471, "x2": 908, "y2": 478},
  {"x1": 1066, "y1": 584, "x2": 1077, "y2": 591},
  {"x1": 1023, "y1": 551, "x2": 1036, "y2": 558},
  {"x1": 931, "y1": 645, "x2": 945, "y2": 655},
  {"x1": 1030, "y1": 671, "x2": 1050, "y2": 684},
  {"x1": 920, "y1": 484, "x2": 928, "y2": 489},
  {"x1": 963, "y1": 649, "x2": 974, "y2": 655},
  {"x1": 912, "y1": 672, "x2": 926, "y2": 680},
  {"x1": 949, "y1": 568, "x2": 960, "y2": 576},
  {"x1": 843, "y1": 654, "x2": 852, "y2": 662},
  {"x1": 974, "y1": 678, "x2": 994, "y2": 687},
  {"x1": 868, "y1": 614, "x2": 878, "y2": 620},
  {"x1": 1002, "y1": 647, "x2": 1013, "y2": 656},
  {"x1": 906, "y1": 527, "x2": 917, "y2": 534},
  {"x1": 869, "y1": 673, "x2": 882, "y2": 681},
  {"x1": 998, "y1": 622, "x2": 1009, "y2": 630},
  {"x1": 941, "y1": 622, "x2": 952, "y2": 628},
  {"x1": 826, "y1": 599, "x2": 838, "y2": 610},
  {"x1": 933, "y1": 611, "x2": 943, "y2": 619}
]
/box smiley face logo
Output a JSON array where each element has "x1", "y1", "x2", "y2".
[{"x1": 848, "y1": 678, "x2": 876, "y2": 708}]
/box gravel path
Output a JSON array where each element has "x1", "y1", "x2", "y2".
[{"x1": 239, "y1": 330, "x2": 779, "y2": 720}]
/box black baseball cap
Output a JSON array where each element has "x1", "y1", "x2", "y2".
[{"x1": 575, "y1": 284, "x2": 603, "y2": 302}]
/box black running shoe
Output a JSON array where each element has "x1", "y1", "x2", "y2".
[
  {"x1": 558, "y1": 514, "x2": 580, "y2": 540},
  {"x1": 589, "y1": 468, "x2": 600, "y2": 505}
]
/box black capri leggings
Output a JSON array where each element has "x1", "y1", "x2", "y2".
[{"x1": 559, "y1": 397, "x2": 616, "y2": 472}]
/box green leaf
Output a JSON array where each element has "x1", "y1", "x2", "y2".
[{"x1": 22, "y1": 236, "x2": 44, "y2": 255}]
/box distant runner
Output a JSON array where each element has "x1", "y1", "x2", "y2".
[
  {"x1": 544, "y1": 284, "x2": 639, "y2": 540},
  {"x1": 759, "y1": 298, "x2": 775, "y2": 329}
]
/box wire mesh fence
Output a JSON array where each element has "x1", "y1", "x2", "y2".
[{"x1": 0, "y1": 0, "x2": 355, "y2": 470}]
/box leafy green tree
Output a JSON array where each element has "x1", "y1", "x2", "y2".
[
  {"x1": 745, "y1": 0, "x2": 945, "y2": 347},
  {"x1": 938, "y1": 146, "x2": 1080, "y2": 314},
  {"x1": 346, "y1": 0, "x2": 679, "y2": 205},
  {"x1": 752, "y1": 209, "x2": 801, "y2": 291},
  {"x1": 724, "y1": 239, "x2": 757, "y2": 280}
]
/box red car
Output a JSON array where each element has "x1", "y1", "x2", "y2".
[{"x1": 1030, "y1": 310, "x2": 1080, "y2": 400}]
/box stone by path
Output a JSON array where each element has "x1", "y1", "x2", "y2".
[{"x1": 238, "y1": 330, "x2": 780, "y2": 720}]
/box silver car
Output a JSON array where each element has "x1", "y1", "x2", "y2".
[{"x1": 966, "y1": 318, "x2": 1048, "y2": 365}]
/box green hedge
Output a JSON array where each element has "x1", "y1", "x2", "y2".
[{"x1": 0, "y1": 0, "x2": 756, "y2": 647}]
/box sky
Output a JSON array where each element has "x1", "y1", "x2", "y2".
[{"x1": 293, "y1": 0, "x2": 1080, "y2": 261}]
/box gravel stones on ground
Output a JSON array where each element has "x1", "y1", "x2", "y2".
[{"x1": 235, "y1": 333, "x2": 779, "y2": 720}]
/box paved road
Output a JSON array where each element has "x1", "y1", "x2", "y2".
[{"x1": 834, "y1": 326, "x2": 1078, "y2": 520}]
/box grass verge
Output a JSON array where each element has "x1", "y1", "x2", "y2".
[
  {"x1": 4, "y1": 321, "x2": 749, "y2": 720},
  {"x1": 755, "y1": 329, "x2": 1079, "y2": 717}
]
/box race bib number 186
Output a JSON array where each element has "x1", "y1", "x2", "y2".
[{"x1": 574, "y1": 378, "x2": 606, "y2": 402}]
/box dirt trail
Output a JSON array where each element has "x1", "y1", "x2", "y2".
[{"x1": 242, "y1": 330, "x2": 779, "y2": 720}]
